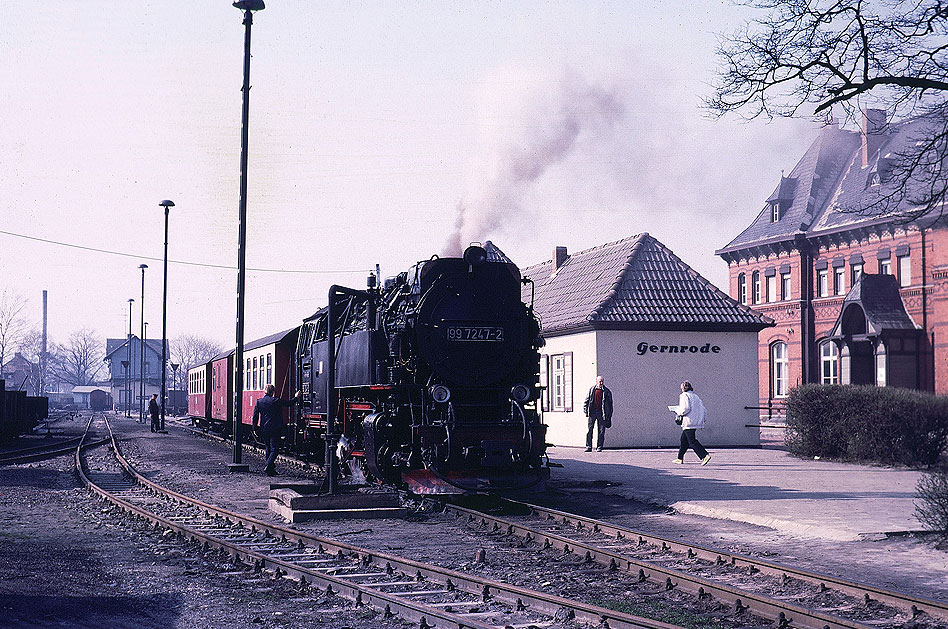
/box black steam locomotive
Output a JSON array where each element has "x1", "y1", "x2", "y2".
[{"x1": 295, "y1": 243, "x2": 549, "y2": 493}]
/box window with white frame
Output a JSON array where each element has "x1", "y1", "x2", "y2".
[
  {"x1": 898, "y1": 255, "x2": 911, "y2": 287},
  {"x1": 851, "y1": 262, "x2": 863, "y2": 285},
  {"x1": 771, "y1": 202, "x2": 780, "y2": 222},
  {"x1": 767, "y1": 274, "x2": 777, "y2": 303},
  {"x1": 267, "y1": 353, "x2": 272, "y2": 386},
  {"x1": 771, "y1": 342, "x2": 789, "y2": 397},
  {"x1": 834, "y1": 267, "x2": 845, "y2": 295},
  {"x1": 737, "y1": 273, "x2": 747, "y2": 304},
  {"x1": 549, "y1": 352, "x2": 573, "y2": 412},
  {"x1": 752, "y1": 271, "x2": 761, "y2": 304},
  {"x1": 780, "y1": 272, "x2": 791, "y2": 300},
  {"x1": 820, "y1": 341, "x2": 838, "y2": 384},
  {"x1": 879, "y1": 258, "x2": 891, "y2": 275},
  {"x1": 817, "y1": 268, "x2": 828, "y2": 297}
]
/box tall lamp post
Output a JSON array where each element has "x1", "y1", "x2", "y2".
[
  {"x1": 121, "y1": 360, "x2": 129, "y2": 414},
  {"x1": 127, "y1": 298, "x2": 134, "y2": 417},
  {"x1": 230, "y1": 0, "x2": 265, "y2": 472},
  {"x1": 139, "y1": 264, "x2": 148, "y2": 422},
  {"x1": 158, "y1": 199, "x2": 174, "y2": 433}
]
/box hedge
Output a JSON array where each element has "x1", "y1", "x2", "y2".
[{"x1": 785, "y1": 384, "x2": 948, "y2": 466}]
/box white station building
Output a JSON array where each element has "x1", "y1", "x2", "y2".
[{"x1": 522, "y1": 234, "x2": 774, "y2": 449}]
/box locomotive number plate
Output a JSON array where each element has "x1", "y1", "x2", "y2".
[{"x1": 446, "y1": 326, "x2": 505, "y2": 342}]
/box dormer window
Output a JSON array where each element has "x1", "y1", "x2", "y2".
[
  {"x1": 867, "y1": 171, "x2": 880, "y2": 187},
  {"x1": 771, "y1": 202, "x2": 781, "y2": 222}
]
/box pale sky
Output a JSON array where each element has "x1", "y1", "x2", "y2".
[{"x1": 0, "y1": 1, "x2": 817, "y2": 350}]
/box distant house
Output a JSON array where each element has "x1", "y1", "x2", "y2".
[
  {"x1": 1, "y1": 352, "x2": 38, "y2": 395},
  {"x1": 72, "y1": 385, "x2": 112, "y2": 410},
  {"x1": 522, "y1": 234, "x2": 773, "y2": 449},
  {"x1": 103, "y1": 336, "x2": 168, "y2": 415}
]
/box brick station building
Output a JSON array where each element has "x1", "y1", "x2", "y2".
[{"x1": 717, "y1": 111, "x2": 948, "y2": 404}]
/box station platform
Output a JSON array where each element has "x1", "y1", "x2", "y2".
[{"x1": 548, "y1": 443, "x2": 927, "y2": 542}]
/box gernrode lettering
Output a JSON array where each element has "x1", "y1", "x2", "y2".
[{"x1": 636, "y1": 342, "x2": 721, "y2": 356}]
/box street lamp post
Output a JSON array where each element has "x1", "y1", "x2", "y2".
[
  {"x1": 139, "y1": 264, "x2": 148, "y2": 422},
  {"x1": 121, "y1": 360, "x2": 129, "y2": 414},
  {"x1": 158, "y1": 200, "x2": 174, "y2": 432},
  {"x1": 127, "y1": 298, "x2": 134, "y2": 417},
  {"x1": 230, "y1": 0, "x2": 265, "y2": 473}
]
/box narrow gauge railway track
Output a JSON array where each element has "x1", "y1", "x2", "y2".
[
  {"x1": 75, "y1": 416, "x2": 686, "y2": 629},
  {"x1": 440, "y1": 499, "x2": 946, "y2": 629},
  {"x1": 1, "y1": 430, "x2": 109, "y2": 466}
]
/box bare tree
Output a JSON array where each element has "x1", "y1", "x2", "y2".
[
  {"x1": 708, "y1": 1, "x2": 948, "y2": 222},
  {"x1": 13, "y1": 329, "x2": 45, "y2": 395},
  {"x1": 50, "y1": 328, "x2": 105, "y2": 387},
  {"x1": 171, "y1": 334, "x2": 225, "y2": 386},
  {"x1": 0, "y1": 289, "x2": 30, "y2": 371}
]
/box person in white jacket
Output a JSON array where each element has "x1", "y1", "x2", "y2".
[{"x1": 668, "y1": 381, "x2": 711, "y2": 465}]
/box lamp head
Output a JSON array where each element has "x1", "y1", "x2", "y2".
[
  {"x1": 159, "y1": 200, "x2": 175, "y2": 209},
  {"x1": 139, "y1": 264, "x2": 148, "y2": 270},
  {"x1": 233, "y1": 0, "x2": 265, "y2": 10},
  {"x1": 128, "y1": 298, "x2": 134, "y2": 304}
]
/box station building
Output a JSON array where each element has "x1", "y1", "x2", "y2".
[
  {"x1": 103, "y1": 336, "x2": 168, "y2": 414},
  {"x1": 717, "y1": 111, "x2": 948, "y2": 405},
  {"x1": 522, "y1": 234, "x2": 772, "y2": 449}
]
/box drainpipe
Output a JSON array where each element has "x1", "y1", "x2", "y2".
[
  {"x1": 795, "y1": 233, "x2": 815, "y2": 383},
  {"x1": 920, "y1": 227, "x2": 928, "y2": 390}
]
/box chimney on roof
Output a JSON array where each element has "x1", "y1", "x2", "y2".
[
  {"x1": 861, "y1": 109, "x2": 887, "y2": 168},
  {"x1": 553, "y1": 246, "x2": 568, "y2": 274}
]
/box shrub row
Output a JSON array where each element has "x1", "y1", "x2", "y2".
[{"x1": 785, "y1": 384, "x2": 948, "y2": 466}]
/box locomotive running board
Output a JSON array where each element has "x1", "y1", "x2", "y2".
[{"x1": 402, "y1": 468, "x2": 550, "y2": 495}]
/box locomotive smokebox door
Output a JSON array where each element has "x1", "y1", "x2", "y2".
[{"x1": 414, "y1": 262, "x2": 528, "y2": 388}]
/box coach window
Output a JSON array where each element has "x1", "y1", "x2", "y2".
[
  {"x1": 737, "y1": 273, "x2": 747, "y2": 304},
  {"x1": 898, "y1": 254, "x2": 911, "y2": 287},
  {"x1": 752, "y1": 271, "x2": 761, "y2": 304},
  {"x1": 550, "y1": 352, "x2": 573, "y2": 412},
  {"x1": 770, "y1": 342, "x2": 789, "y2": 398},
  {"x1": 246, "y1": 359, "x2": 251, "y2": 390},
  {"x1": 267, "y1": 353, "x2": 272, "y2": 386},
  {"x1": 820, "y1": 341, "x2": 838, "y2": 384}
]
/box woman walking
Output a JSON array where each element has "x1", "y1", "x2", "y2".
[{"x1": 668, "y1": 381, "x2": 711, "y2": 465}]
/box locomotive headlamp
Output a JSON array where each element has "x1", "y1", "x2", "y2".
[
  {"x1": 510, "y1": 384, "x2": 531, "y2": 403},
  {"x1": 431, "y1": 384, "x2": 451, "y2": 403},
  {"x1": 463, "y1": 245, "x2": 488, "y2": 266}
]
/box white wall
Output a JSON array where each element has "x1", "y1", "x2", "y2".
[
  {"x1": 597, "y1": 330, "x2": 760, "y2": 448},
  {"x1": 541, "y1": 329, "x2": 761, "y2": 448},
  {"x1": 539, "y1": 331, "x2": 597, "y2": 448}
]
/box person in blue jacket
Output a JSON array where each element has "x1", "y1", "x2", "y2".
[{"x1": 252, "y1": 385, "x2": 301, "y2": 476}]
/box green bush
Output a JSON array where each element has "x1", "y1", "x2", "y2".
[
  {"x1": 785, "y1": 384, "x2": 948, "y2": 466},
  {"x1": 915, "y1": 470, "x2": 948, "y2": 543}
]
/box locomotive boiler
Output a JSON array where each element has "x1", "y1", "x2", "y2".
[{"x1": 295, "y1": 243, "x2": 549, "y2": 494}]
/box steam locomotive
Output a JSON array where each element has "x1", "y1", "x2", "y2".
[{"x1": 189, "y1": 242, "x2": 550, "y2": 494}]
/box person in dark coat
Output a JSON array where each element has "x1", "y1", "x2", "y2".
[
  {"x1": 148, "y1": 394, "x2": 160, "y2": 433},
  {"x1": 583, "y1": 375, "x2": 614, "y2": 452},
  {"x1": 252, "y1": 385, "x2": 301, "y2": 476}
]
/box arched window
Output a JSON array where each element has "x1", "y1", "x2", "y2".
[
  {"x1": 771, "y1": 341, "x2": 789, "y2": 397},
  {"x1": 737, "y1": 273, "x2": 747, "y2": 304},
  {"x1": 752, "y1": 271, "x2": 761, "y2": 304},
  {"x1": 820, "y1": 341, "x2": 838, "y2": 385}
]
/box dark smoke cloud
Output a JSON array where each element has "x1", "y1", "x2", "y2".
[{"x1": 443, "y1": 67, "x2": 625, "y2": 256}]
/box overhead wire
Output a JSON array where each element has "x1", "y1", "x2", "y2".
[{"x1": 0, "y1": 229, "x2": 370, "y2": 275}]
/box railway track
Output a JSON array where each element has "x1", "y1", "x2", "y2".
[
  {"x1": 440, "y1": 498, "x2": 948, "y2": 629},
  {"x1": 1, "y1": 421, "x2": 109, "y2": 465},
  {"x1": 76, "y1": 414, "x2": 701, "y2": 629}
]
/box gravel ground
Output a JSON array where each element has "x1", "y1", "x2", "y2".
[{"x1": 2, "y1": 412, "x2": 946, "y2": 628}]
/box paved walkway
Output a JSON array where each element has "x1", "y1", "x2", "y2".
[{"x1": 548, "y1": 445, "x2": 927, "y2": 541}]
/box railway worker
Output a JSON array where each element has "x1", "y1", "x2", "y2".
[
  {"x1": 583, "y1": 376, "x2": 613, "y2": 452},
  {"x1": 668, "y1": 381, "x2": 711, "y2": 465},
  {"x1": 252, "y1": 385, "x2": 301, "y2": 476},
  {"x1": 148, "y1": 394, "x2": 160, "y2": 433}
]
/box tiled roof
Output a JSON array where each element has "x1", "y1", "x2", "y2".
[
  {"x1": 719, "y1": 113, "x2": 944, "y2": 256},
  {"x1": 522, "y1": 234, "x2": 773, "y2": 335},
  {"x1": 104, "y1": 336, "x2": 166, "y2": 361}
]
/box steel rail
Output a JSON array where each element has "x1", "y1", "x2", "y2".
[
  {"x1": 76, "y1": 417, "x2": 682, "y2": 629},
  {"x1": 501, "y1": 499, "x2": 947, "y2": 624},
  {"x1": 440, "y1": 501, "x2": 892, "y2": 629},
  {"x1": 1, "y1": 436, "x2": 110, "y2": 465}
]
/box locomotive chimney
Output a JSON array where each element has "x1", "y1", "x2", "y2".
[
  {"x1": 861, "y1": 109, "x2": 886, "y2": 168},
  {"x1": 553, "y1": 246, "x2": 568, "y2": 274}
]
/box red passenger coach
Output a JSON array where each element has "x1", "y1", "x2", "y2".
[
  {"x1": 209, "y1": 350, "x2": 234, "y2": 426},
  {"x1": 236, "y1": 328, "x2": 299, "y2": 429},
  {"x1": 187, "y1": 363, "x2": 211, "y2": 423}
]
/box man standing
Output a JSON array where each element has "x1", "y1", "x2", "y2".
[
  {"x1": 583, "y1": 375, "x2": 613, "y2": 452},
  {"x1": 148, "y1": 393, "x2": 160, "y2": 433},
  {"x1": 252, "y1": 385, "x2": 301, "y2": 476}
]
